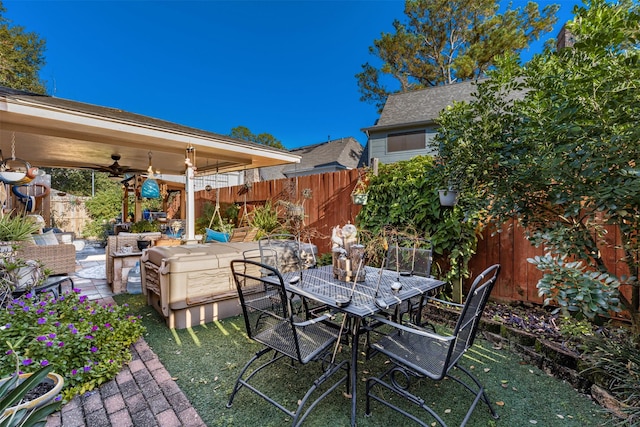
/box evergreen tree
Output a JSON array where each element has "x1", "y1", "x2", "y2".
[{"x1": 356, "y1": 0, "x2": 559, "y2": 112}]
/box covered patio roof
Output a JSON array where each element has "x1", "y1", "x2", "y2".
[
  {"x1": 0, "y1": 86, "x2": 299, "y2": 176},
  {"x1": 0, "y1": 85, "x2": 300, "y2": 241}
]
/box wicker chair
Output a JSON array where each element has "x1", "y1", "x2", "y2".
[
  {"x1": 16, "y1": 242, "x2": 76, "y2": 276},
  {"x1": 106, "y1": 232, "x2": 161, "y2": 285}
]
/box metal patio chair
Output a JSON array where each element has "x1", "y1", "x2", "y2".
[
  {"x1": 227, "y1": 259, "x2": 350, "y2": 426},
  {"x1": 258, "y1": 233, "x2": 302, "y2": 273},
  {"x1": 365, "y1": 264, "x2": 501, "y2": 427},
  {"x1": 259, "y1": 234, "x2": 329, "y2": 320},
  {"x1": 383, "y1": 237, "x2": 434, "y2": 325}
]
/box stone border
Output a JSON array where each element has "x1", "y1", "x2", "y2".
[{"x1": 425, "y1": 303, "x2": 629, "y2": 419}]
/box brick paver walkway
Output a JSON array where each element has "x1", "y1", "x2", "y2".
[
  {"x1": 46, "y1": 339, "x2": 205, "y2": 427},
  {"x1": 44, "y1": 243, "x2": 206, "y2": 426}
]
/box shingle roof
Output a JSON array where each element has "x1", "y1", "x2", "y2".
[
  {"x1": 260, "y1": 137, "x2": 363, "y2": 180},
  {"x1": 365, "y1": 79, "x2": 487, "y2": 131},
  {"x1": 0, "y1": 86, "x2": 286, "y2": 154}
]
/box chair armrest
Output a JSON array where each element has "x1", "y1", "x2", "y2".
[
  {"x1": 17, "y1": 243, "x2": 76, "y2": 276},
  {"x1": 425, "y1": 296, "x2": 464, "y2": 309},
  {"x1": 369, "y1": 315, "x2": 454, "y2": 342},
  {"x1": 293, "y1": 313, "x2": 334, "y2": 327}
]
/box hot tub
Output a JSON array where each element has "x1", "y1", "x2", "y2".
[{"x1": 141, "y1": 242, "x2": 260, "y2": 329}]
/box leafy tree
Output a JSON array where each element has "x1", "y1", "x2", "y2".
[
  {"x1": 435, "y1": 0, "x2": 640, "y2": 339},
  {"x1": 230, "y1": 126, "x2": 286, "y2": 150},
  {"x1": 356, "y1": 0, "x2": 559, "y2": 112},
  {"x1": 44, "y1": 168, "x2": 120, "y2": 196},
  {"x1": 0, "y1": 0, "x2": 47, "y2": 93}
]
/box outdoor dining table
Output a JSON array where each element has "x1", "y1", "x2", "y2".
[{"x1": 272, "y1": 265, "x2": 445, "y2": 426}]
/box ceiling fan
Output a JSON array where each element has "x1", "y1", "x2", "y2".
[{"x1": 95, "y1": 154, "x2": 139, "y2": 177}]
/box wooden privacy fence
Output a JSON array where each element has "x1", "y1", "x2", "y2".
[
  {"x1": 468, "y1": 219, "x2": 632, "y2": 306},
  {"x1": 195, "y1": 169, "x2": 632, "y2": 307},
  {"x1": 195, "y1": 169, "x2": 363, "y2": 255}
]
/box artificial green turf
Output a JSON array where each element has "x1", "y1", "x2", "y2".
[{"x1": 114, "y1": 294, "x2": 612, "y2": 426}]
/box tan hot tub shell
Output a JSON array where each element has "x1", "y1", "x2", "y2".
[{"x1": 141, "y1": 242, "x2": 260, "y2": 329}]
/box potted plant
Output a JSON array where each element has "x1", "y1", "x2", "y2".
[
  {"x1": 435, "y1": 161, "x2": 461, "y2": 207},
  {"x1": 0, "y1": 214, "x2": 40, "y2": 255},
  {"x1": 438, "y1": 187, "x2": 459, "y2": 207},
  {"x1": 280, "y1": 200, "x2": 305, "y2": 219},
  {"x1": 279, "y1": 188, "x2": 313, "y2": 220},
  {"x1": 0, "y1": 342, "x2": 63, "y2": 425},
  {"x1": 350, "y1": 169, "x2": 370, "y2": 205},
  {"x1": 0, "y1": 256, "x2": 48, "y2": 302},
  {"x1": 130, "y1": 220, "x2": 161, "y2": 250}
]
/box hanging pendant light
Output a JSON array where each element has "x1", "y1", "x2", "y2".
[{"x1": 141, "y1": 151, "x2": 160, "y2": 199}]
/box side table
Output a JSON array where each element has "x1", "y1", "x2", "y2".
[
  {"x1": 12, "y1": 275, "x2": 74, "y2": 299},
  {"x1": 112, "y1": 252, "x2": 143, "y2": 293}
]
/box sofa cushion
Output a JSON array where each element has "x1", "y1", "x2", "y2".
[{"x1": 33, "y1": 230, "x2": 59, "y2": 246}]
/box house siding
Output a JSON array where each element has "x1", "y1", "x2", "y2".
[
  {"x1": 362, "y1": 80, "x2": 485, "y2": 166},
  {"x1": 367, "y1": 126, "x2": 438, "y2": 165}
]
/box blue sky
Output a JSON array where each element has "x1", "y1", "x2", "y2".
[{"x1": 6, "y1": 0, "x2": 581, "y2": 149}]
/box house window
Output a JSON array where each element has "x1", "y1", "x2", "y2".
[{"x1": 387, "y1": 130, "x2": 426, "y2": 153}]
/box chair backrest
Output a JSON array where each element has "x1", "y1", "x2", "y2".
[
  {"x1": 258, "y1": 233, "x2": 302, "y2": 273},
  {"x1": 243, "y1": 248, "x2": 278, "y2": 277},
  {"x1": 231, "y1": 259, "x2": 310, "y2": 362},
  {"x1": 385, "y1": 237, "x2": 433, "y2": 278},
  {"x1": 231, "y1": 259, "x2": 290, "y2": 337},
  {"x1": 448, "y1": 264, "x2": 501, "y2": 367}
]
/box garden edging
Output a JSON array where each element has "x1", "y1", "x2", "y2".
[{"x1": 425, "y1": 303, "x2": 627, "y2": 418}]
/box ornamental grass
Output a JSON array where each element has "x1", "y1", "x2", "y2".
[{"x1": 0, "y1": 289, "x2": 145, "y2": 400}]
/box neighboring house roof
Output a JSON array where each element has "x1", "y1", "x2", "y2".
[
  {"x1": 363, "y1": 79, "x2": 487, "y2": 133},
  {"x1": 260, "y1": 137, "x2": 363, "y2": 180}
]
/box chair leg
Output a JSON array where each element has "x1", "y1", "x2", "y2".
[
  {"x1": 227, "y1": 349, "x2": 350, "y2": 426},
  {"x1": 365, "y1": 362, "x2": 498, "y2": 426},
  {"x1": 365, "y1": 365, "x2": 446, "y2": 427},
  {"x1": 447, "y1": 364, "x2": 499, "y2": 423},
  {"x1": 292, "y1": 360, "x2": 349, "y2": 426},
  {"x1": 226, "y1": 347, "x2": 280, "y2": 408}
]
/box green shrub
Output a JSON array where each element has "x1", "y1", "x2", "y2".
[
  {"x1": 247, "y1": 200, "x2": 281, "y2": 238},
  {"x1": 130, "y1": 220, "x2": 160, "y2": 233},
  {"x1": 529, "y1": 254, "x2": 622, "y2": 320},
  {"x1": 0, "y1": 289, "x2": 145, "y2": 400}
]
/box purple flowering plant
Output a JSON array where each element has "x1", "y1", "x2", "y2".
[{"x1": 0, "y1": 288, "x2": 144, "y2": 400}]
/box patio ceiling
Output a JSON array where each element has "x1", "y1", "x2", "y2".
[{"x1": 0, "y1": 86, "x2": 300, "y2": 177}]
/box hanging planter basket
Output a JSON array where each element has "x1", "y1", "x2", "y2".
[
  {"x1": 351, "y1": 192, "x2": 369, "y2": 205},
  {"x1": 351, "y1": 168, "x2": 371, "y2": 206},
  {"x1": 438, "y1": 189, "x2": 459, "y2": 207}
]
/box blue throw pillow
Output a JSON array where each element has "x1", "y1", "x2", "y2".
[{"x1": 205, "y1": 228, "x2": 230, "y2": 243}]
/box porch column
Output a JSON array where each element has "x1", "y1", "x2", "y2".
[{"x1": 184, "y1": 157, "x2": 197, "y2": 243}]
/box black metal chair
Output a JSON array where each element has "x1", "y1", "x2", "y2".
[
  {"x1": 385, "y1": 237, "x2": 433, "y2": 279},
  {"x1": 259, "y1": 234, "x2": 329, "y2": 320},
  {"x1": 383, "y1": 237, "x2": 434, "y2": 325},
  {"x1": 258, "y1": 233, "x2": 302, "y2": 273},
  {"x1": 227, "y1": 259, "x2": 350, "y2": 426},
  {"x1": 365, "y1": 264, "x2": 501, "y2": 427}
]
